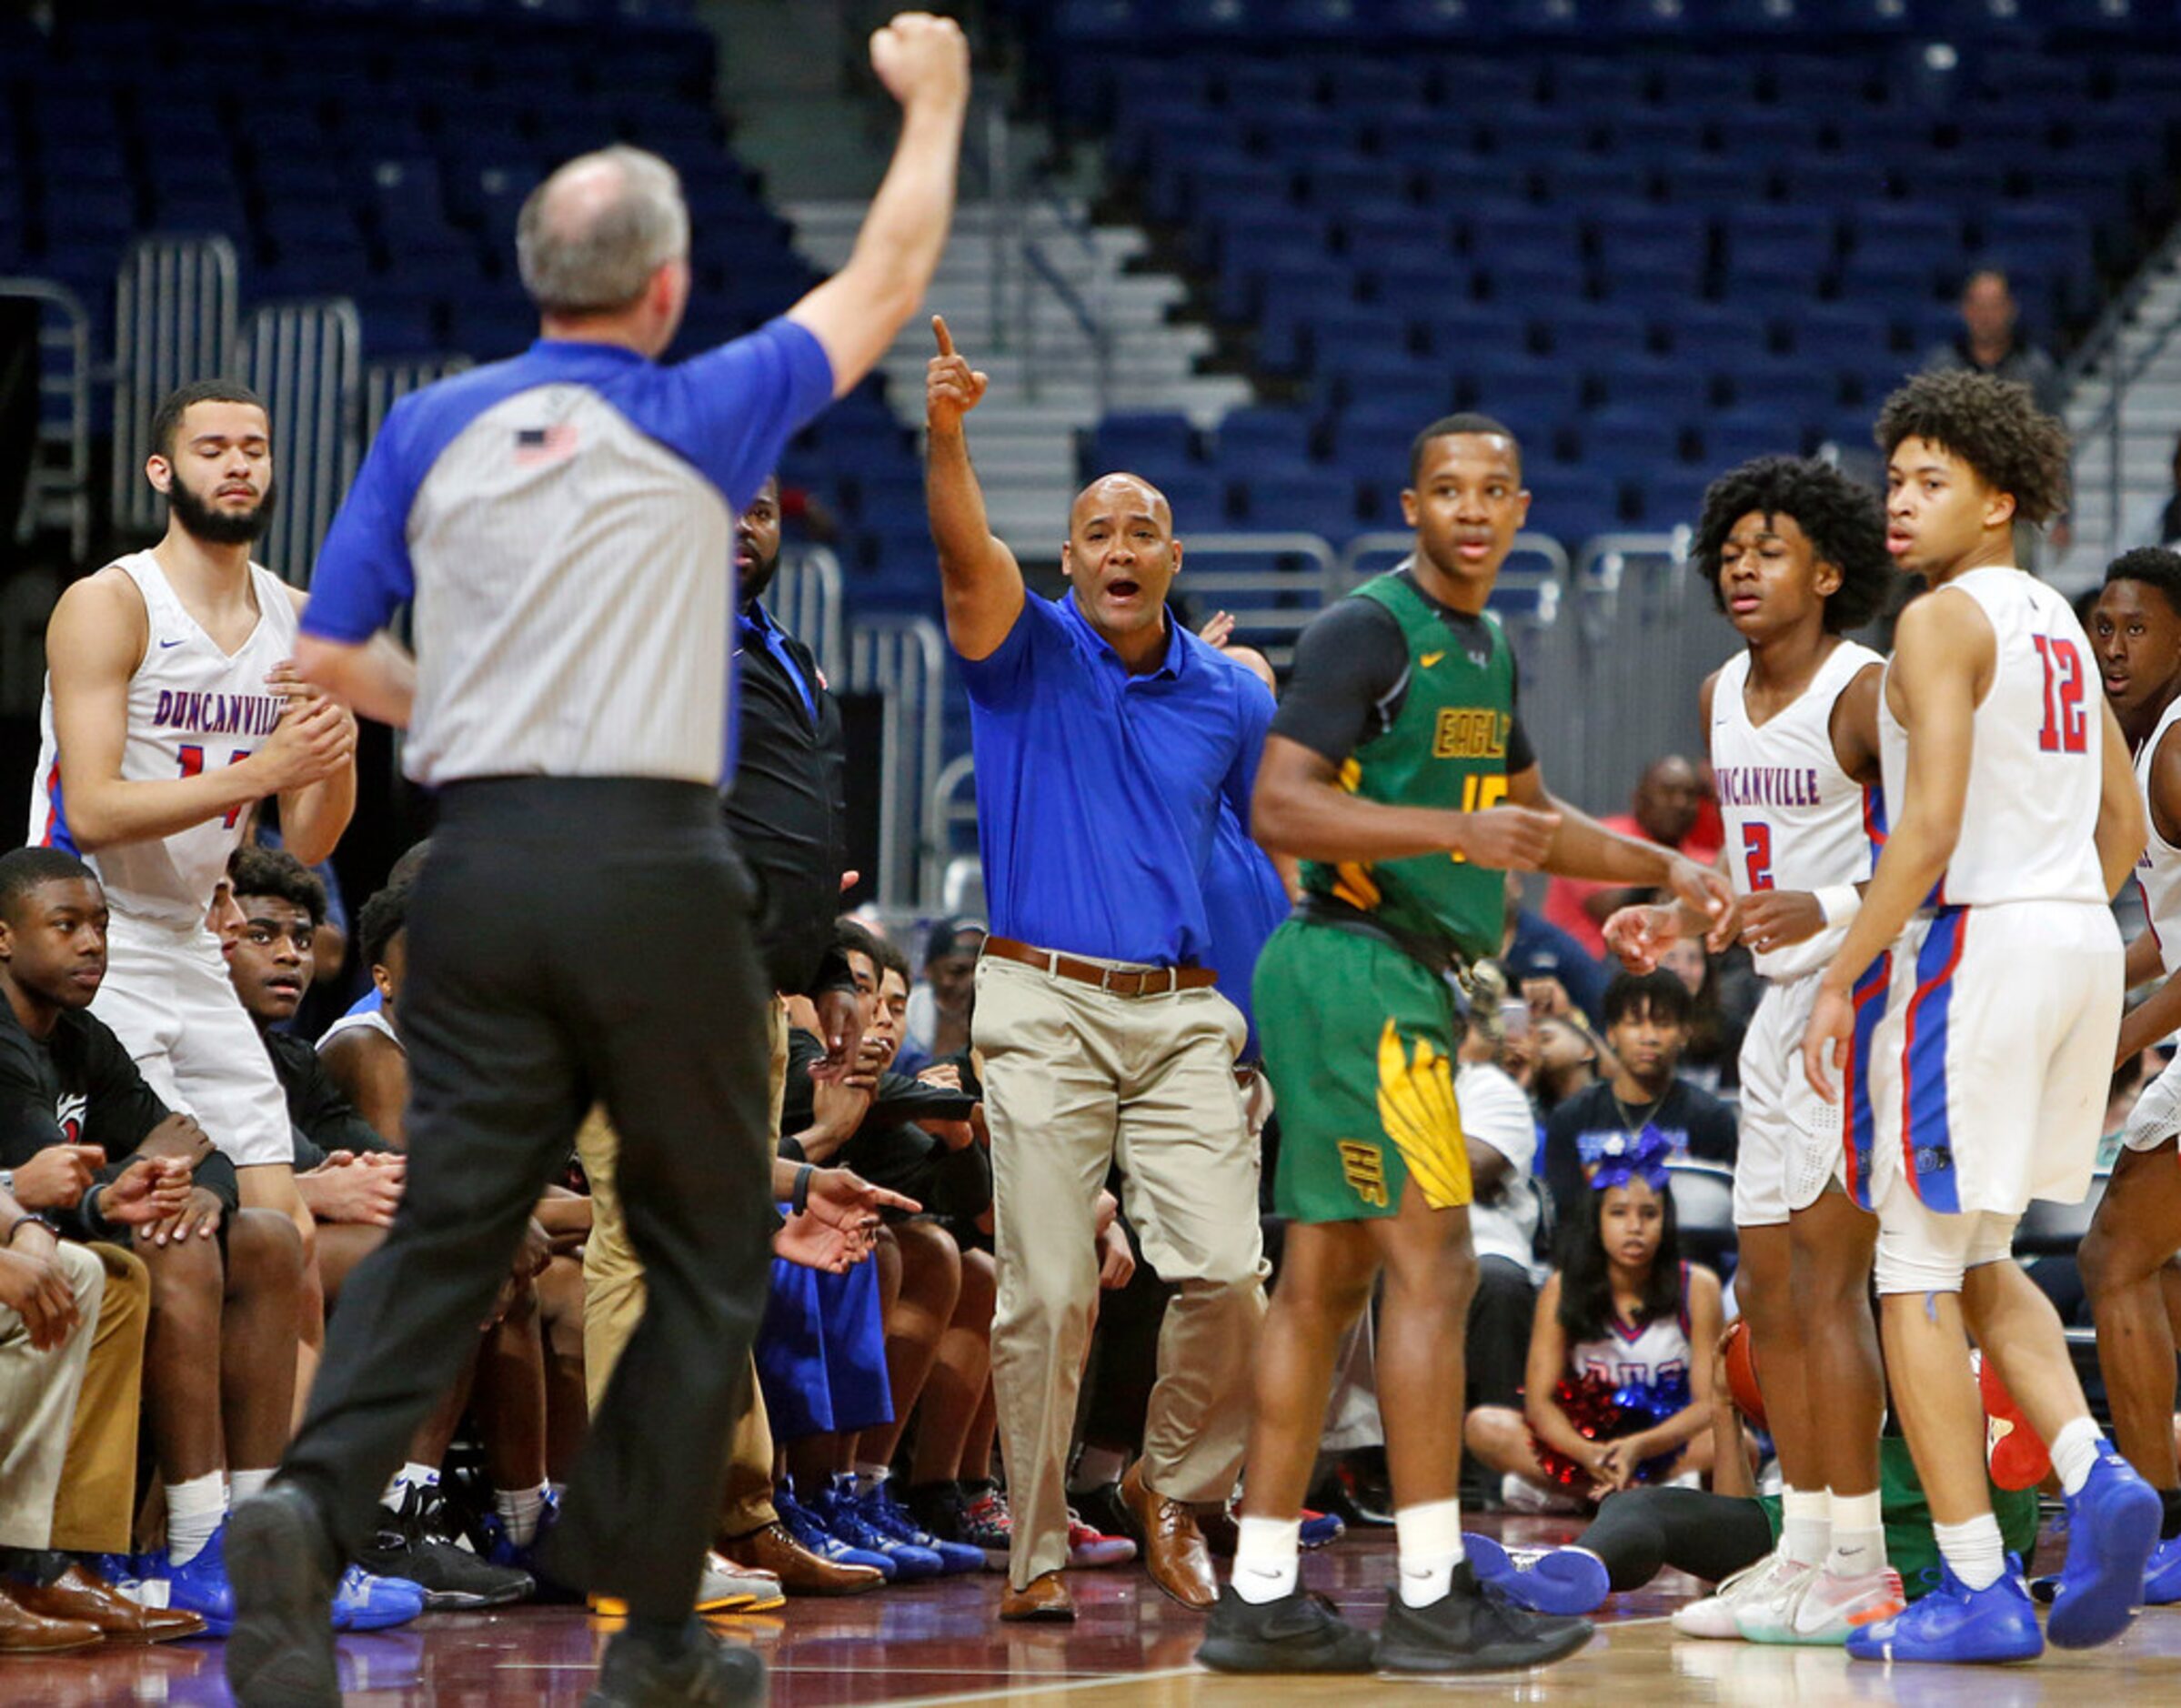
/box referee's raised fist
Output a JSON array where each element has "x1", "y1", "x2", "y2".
[
  {"x1": 869, "y1": 13, "x2": 970, "y2": 112},
  {"x1": 927, "y1": 315, "x2": 989, "y2": 429}
]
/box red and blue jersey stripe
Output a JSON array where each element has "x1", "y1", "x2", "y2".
[
  {"x1": 1841, "y1": 949, "x2": 1890, "y2": 1210},
  {"x1": 37, "y1": 758, "x2": 78, "y2": 855},
  {"x1": 1899, "y1": 906, "x2": 1969, "y2": 1213}
]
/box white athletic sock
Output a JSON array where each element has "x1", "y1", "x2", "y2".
[
  {"x1": 166, "y1": 1472, "x2": 226, "y2": 1566},
  {"x1": 853, "y1": 1462, "x2": 889, "y2": 1499},
  {"x1": 1070, "y1": 1446, "x2": 1127, "y2": 1493},
  {"x1": 1394, "y1": 1499, "x2": 1466, "y2": 1609},
  {"x1": 228, "y1": 1467, "x2": 275, "y2": 1508},
  {"x1": 1232, "y1": 1515, "x2": 1302, "y2": 1605},
  {"x1": 1824, "y1": 1489, "x2": 1886, "y2": 1574},
  {"x1": 380, "y1": 1461, "x2": 441, "y2": 1510},
  {"x1": 1933, "y1": 1513, "x2": 2006, "y2": 1592},
  {"x1": 494, "y1": 1483, "x2": 548, "y2": 1548},
  {"x1": 1780, "y1": 1486, "x2": 1830, "y2": 1567},
  {"x1": 2051, "y1": 1416, "x2": 2104, "y2": 1497}
]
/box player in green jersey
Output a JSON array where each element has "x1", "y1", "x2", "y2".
[{"x1": 1199, "y1": 415, "x2": 1735, "y2": 1676}]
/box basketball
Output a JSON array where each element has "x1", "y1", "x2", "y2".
[{"x1": 1724, "y1": 1315, "x2": 1765, "y2": 1432}]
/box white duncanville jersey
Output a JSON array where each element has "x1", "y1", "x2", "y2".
[
  {"x1": 1711, "y1": 639, "x2": 1884, "y2": 981},
  {"x1": 2134, "y1": 695, "x2": 2181, "y2": 975},
  {"x1": 29, "y1": 551, "x2": 299, "y2": 929},
  {"x1": 1878, "y1": 567, "x2": 2106, "y2": 909}
]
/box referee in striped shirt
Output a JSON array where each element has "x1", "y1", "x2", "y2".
[{"x1": 222, "y1": 18, "x2": 970, "y2": 1707}]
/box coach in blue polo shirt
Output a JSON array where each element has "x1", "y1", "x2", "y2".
[{"x1": 923, "y1": 316, "x2": 1273, "y2": 1623}]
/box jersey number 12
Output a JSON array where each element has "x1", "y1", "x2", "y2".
[{"x1": 2032, "y1": 635, "x2": 2088, "y2": 756}]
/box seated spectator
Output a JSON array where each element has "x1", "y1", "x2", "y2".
[
  {"x1": 1921, "y1": 267, "x2": 2065, "y2": 421},
  {"x1": 1542, "y1": 758, "x2": 1720, "y2": 960},
  {"x1": 774, "y1": 925, "x2": 983, "y2": 1579},
  {"x1": 1501, "y1": 872, "x2": 1607, "y2": 1027},
  {"x1": 1655, "y1": 939, "x2": 1757, "y2": 1099},
  {"x1": 1454, "y1": 966, "x2": 1546, "y2": 1489},
  {"x1": 0, "y1": 847, "x2": 315, "y2": 1633},
  {"x1": 1523, "y1": 1013, "x2": 1607, "y2": 1120},
  {"x1": 318, "y1": 883, "x2": 410, "y2": 1146},
  {"x1": 224, "y1": 848, "x2": 536, "y2": 1610},
  {"x1": 1466, "y1": 1131, "x2": 1722, "y2": 1512},
  {"x1": 1543, "y1": 970, "x2": 1738, "y2": 1223},
  {"x1": 899, "y1": 916, "x2": 983, "y2": 1077}
]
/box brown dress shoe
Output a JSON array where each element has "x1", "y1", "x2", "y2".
[
  {"x1": 10, "y1": 1562, "x2": 206, "y2": 1643},
  {"x1": 0, "y1": 1584, "x2": 102, "y2": 1653},
  {"x1": 718, "y1": 1522, "x2": 884, "y2": 1597},
  {"x1": 999, "y1": 1570, "x2": 1074, "y2": 1623},
  {"x1": 1120, "y1": 1462, "x2": 1216, "y2": 1611}
]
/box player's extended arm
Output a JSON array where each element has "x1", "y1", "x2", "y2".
[
  {"x1": 923, "y1": 316, "x2": 1025, "y2": 660},
  {"x1": 1507, "y1": 762, "x2": 1734, "y2": 944},
  {"x1": 293, "y1": 631, "x2": 416, "y2": 730},
  {"x1": 786, "y1": 14, "x2": 969, "y2": 397},
  {"x1": 1251, "y1": 735, "x2": 1560, "y2": 869},
  {"x1": 2095, "y1": 696, "x2": 2150, "y2": 902},
  {"x1": 46, "y1": 574, "x2": 328, "y2": 850}
]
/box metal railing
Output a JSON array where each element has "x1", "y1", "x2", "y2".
[
  {"x1": 113, "y1": 236, "x2": 240, "y2": 536},
  {"x1": 1175, "y1": 531, "x2": 1342, "y2": 667},
  {"x1": 849, "y1": 615, "x2": 947, "y2": 911},
  {"x1": 2061, "y1": 222, "x2": 2181, "y2": 550},
  {"x1": 0, "y1": 278, "x2": 92, "y2": 558},
  {"x1": 767, "y1": 545, "x2": 845, "y2": 681},
  {"x1": 924, "y1": 750, "x2": 979, "y2": 912},
  {"x1": 236, "y1": 299, "x2": 362, "y2": 586},
  {"x1": 364, "y1": 354, "x2": 474, "y2": 445}
]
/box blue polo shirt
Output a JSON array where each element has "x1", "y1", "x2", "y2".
[{"x1": 959, "y1": 592, "x2": 1276, "y2": 968}]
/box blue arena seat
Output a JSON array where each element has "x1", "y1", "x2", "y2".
[
  {"x1": 1234, "y1": 465, "x2": 1362, "y2": 535},
  {"x1": 1216, "y1": 406, "x2": 1314, "y2": 467}
]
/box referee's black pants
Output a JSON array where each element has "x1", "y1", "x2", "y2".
[{"x1": 280, "y1": 779, "x2": 776, "y2": 1619}]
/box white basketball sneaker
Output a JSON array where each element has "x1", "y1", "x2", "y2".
[
  {"x1": 1785, "y1": 1564, "x2": 1905, "y2": 1645},
  {"x1": 1673, "y1": 1548, "x2": 1796, "y2": 1639}
]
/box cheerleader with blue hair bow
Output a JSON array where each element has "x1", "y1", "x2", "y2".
[{"x1": 1486, "y1": 1126, "x2": 1724, "y2": 1513}]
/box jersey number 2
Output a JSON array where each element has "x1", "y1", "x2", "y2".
[
  {"x1": 2033, "y1": 635, "x2": 2088, "y2": 755},
  {"x1": 178, "y1": 744, "x2": 251, "y2": 829},
  {"x1": 1742, "y1": 822, "x2": 1774, "y2": 892}
]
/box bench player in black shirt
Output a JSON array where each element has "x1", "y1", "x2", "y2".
[{"x1": 0, "y1": 847, "x2": 303, "y2": 1630}]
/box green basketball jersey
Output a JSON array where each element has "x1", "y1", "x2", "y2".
[{"x1": 1300, "y1": 572, "x2": 1517, "y2": 964}]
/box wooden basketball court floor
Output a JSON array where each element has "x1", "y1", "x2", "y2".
[{"x1": 17, "y1": 1516, "x2": 2181, "y2": 1704}]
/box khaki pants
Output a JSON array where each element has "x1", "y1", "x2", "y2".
[
  {"x1": 52, "y1": 1243, "x2": 150, "y2": 1552},
  {"x1": 578, "y1": 998, "x2": 790, "y2": 1540},
  {"x1": 0, "y1": 1241, "x2": 105, "y2": 1550},
  {"x1": 977, "y1": 955, "x2": 1268, "y2": 1587}
]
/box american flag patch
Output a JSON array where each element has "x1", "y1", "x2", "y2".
[{"x1": 514, "y1": 423, "x2": 578, "y2": 466}]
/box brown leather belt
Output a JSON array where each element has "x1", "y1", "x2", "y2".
[{"x1": 982, "y1": 935, "x2": 1217, "y2": 998}]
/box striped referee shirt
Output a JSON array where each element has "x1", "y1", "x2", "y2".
[{"x1": 301, "y1": 319, "x2": 834, "y2": 787}]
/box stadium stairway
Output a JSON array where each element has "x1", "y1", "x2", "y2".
[
  {"x1": 2063, "y1": 229, "x2": 2181, "y2": 586},
  {"x1": 786, "y1": 195, "x2": 1253, "y2": 558}
]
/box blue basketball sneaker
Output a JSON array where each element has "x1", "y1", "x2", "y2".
[
  {"x1": 1462, "y1": 1533, "x2": 1611, "y2": 1616},
  {"x1": 2049, "y1": 1446, "x2": 2160, "y2": 1648},
  {"x1": 137, "y1": 1523, "x2": 237, "y2": 1636},
  {"x1": 331, "y1": 1564, "x2": 427, "y2": 1631},
  {"x1": 856, "y1": 1483, "x2": 984, "y2": 1576},
  {"x1": 2146, "y1": 1535, "x2": 2181, "y2": 1606},
  {"x1": 776, "y1": 1483, "x2": 894, "y2": 1580},
  {"x1": 1845, "y1": 1557, "x2": 2041, "y2": 1664},
  {"x1": 813, "y1": 1482, "x2": 942, "y2": 1581}
]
